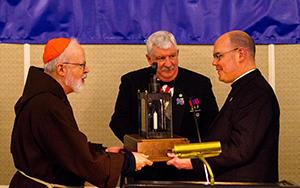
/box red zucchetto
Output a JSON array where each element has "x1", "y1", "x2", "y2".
[{"x1": 43, "y1": 38, "x2": 71, "y2": 64}]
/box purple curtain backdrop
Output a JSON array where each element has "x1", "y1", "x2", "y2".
[{"x1": 0, "y1": 0, "x2": 299, "y2": 44}]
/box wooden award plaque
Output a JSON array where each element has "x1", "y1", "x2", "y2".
[{"x1": 124, "y1": 134, "x2": 190, "y2": 161}]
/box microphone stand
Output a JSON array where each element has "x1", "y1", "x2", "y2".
[{"x1": 189, "y1": 98, "x2": 210, "y2": 184}]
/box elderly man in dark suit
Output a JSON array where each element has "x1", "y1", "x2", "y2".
[
  {"x1": 109, "y1": 30, "x2": 219, "y2": 181},
  {"x1": 167, "y1": 30, "x2": 280, "y2": 183}
]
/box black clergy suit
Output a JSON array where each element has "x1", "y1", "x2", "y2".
[
  {"x1": 192, "y1": 69, "x2": 280, "y2": 183},
  {"x1": 110, "y1": 66, "x2": 218, "y2": 180}
]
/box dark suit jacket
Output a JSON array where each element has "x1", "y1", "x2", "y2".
[
  {"x1": 109, "y1": 66, "x2": 218, "y2": 181},
  {"x1": 192, "y1": 69, "x2": 280, "y2": 183},
  {"x1": 110, "y1": 66, "x2": 218, "y2": 143}
]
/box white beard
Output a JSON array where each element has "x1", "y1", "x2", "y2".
[{"x1": 65, "y1": 69, "x2": 84, "y2": 93}]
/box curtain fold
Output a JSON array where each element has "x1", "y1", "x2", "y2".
[{"x1": 0, "y1": 0, "x2": 299, "y2": 44}]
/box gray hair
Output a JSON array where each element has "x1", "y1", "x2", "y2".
[
  {"x1": 44, "y1": 38, "x2": 79, "y2": 73},
  {"x1": 145, "y1": 31, "x2": 178, "y2": 56}
]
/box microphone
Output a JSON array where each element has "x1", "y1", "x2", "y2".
[
  {"x1": 149, "y1": 62, "x2": 160, "y2": 93},
  {"x1": 170, "y1": 94, "x2": 222, "y2": 185}
]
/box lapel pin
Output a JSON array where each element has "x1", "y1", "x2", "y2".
[{"x1": 176, "y1": 93, "x2": 184, "y2": 105}]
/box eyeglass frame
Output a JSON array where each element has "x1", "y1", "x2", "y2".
[
  {"x1": 213, "y1": 48, "x2": 239, "y2": 60},
  {"x1": 61, "y1": 62, "x2": 86, "y2": 70}
]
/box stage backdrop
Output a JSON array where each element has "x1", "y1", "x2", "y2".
[{"x1": 0, "y1": 0, "x2": 300, "y2": 44}]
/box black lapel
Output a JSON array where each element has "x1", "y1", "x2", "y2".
[
  {"x1": 172, "y1": 85, "x2": 188, "y2": 134},
  {"x1": 172, "y1": 68, "x2": 189, "y2": 134}
]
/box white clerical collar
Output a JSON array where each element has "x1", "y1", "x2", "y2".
[{"x1": 232, "y1": 69, "x2": 256, "y2": 84}]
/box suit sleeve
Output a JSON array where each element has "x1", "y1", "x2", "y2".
[
  {"x1": 109, "y1": 74, "x2": 139, "y2": 142},
  {"x1": 192, "y1": 90, "x2": 275, "y2": 177},
  {"x1": 31, "y1": 94, "x2": 125, "y2": 187}
]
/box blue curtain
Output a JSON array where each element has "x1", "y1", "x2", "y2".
[{"x1": 1, "y1": 0, "x2": 299, "y2": 44}]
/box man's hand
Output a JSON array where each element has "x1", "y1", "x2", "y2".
[
  {"x1": 166, "y1": 153, "x2": 193, "y2": 170},
  {"x1": 105, "y1": 146, "x2": 124, "y2": 153},
  {"x1": 132, "y1": 152, "x2": 153, "y2": 171}
]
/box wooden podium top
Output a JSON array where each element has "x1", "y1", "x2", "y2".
[{"x1": 124, "y1": 134, "x2": 189, "y2": 161}]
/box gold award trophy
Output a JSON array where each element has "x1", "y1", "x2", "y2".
[{"x1": 124, "y1": 62, "x2": 189, "y2": 161}]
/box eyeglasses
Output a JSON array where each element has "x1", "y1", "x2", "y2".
[
  {"x1": 62, "y1": 62, "x2": 86, "y2": 70},
  {"x1": 213, "y1": 48, "x2": 239, "y2": 60},
  {"x1": 154, "y1": 53, "x2": 177, "y2": 63}
]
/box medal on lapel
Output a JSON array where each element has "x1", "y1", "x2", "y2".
[
  {"x1": 189, "y1": 98, "x2": 201, "y2": 112},
  {"x1": 176, "y1": 93, "x2": 184, "y2": 105}
]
